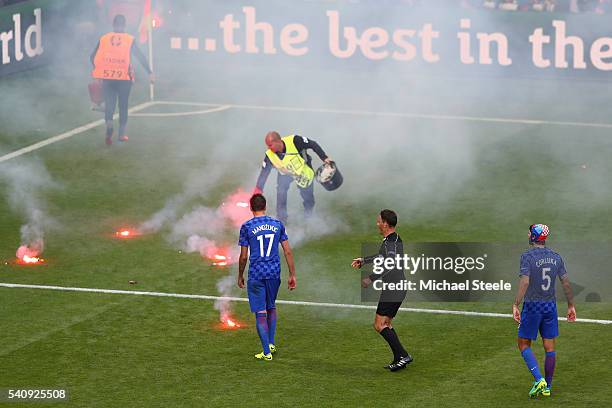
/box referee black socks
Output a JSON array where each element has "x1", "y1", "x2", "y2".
[{"x1": 380, "y1": 327, "x2": 409, "y2": 361}]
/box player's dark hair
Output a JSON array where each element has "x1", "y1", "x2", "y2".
[
  {"x1": 380, "y1": 209, "x2": 397, "y2": 227},
  {"x1": 250, "y1": 194, "x2": 266, "y2": 212},
  {"x1": 113, "y1": 14, "x2": 127, "y2": 29}
]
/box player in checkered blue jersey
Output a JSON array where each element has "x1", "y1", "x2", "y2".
[
  {"x1": 237, "y1": 194, "x2": 296, "y2": 361},
  {"x1": 512, "y1": 224, "x2": 576, "y2": 398}
]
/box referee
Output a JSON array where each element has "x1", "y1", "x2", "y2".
[{"x1": 351, "y1": 209, "x2": 413, "y2": 371}]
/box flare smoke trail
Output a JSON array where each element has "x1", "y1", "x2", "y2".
[
  {"x1": 285, "y1": 212, "x2": 348, "y2": 248},
  {"x1": 143, "y1": 179, "x2": 345, "y2": 322},
  {"x1": 214, "y1": 274, "x2": 236, "y2": 323},
  {"x1": 139, "y1": 166, "x2": 225, "y2": 234},
  {"x1": 0, "y1": 159, "x2": 57, "y2": 259}
]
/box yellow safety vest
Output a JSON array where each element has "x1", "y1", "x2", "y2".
[{"x1": 266, "y1": 135, "x2": 315, "y2": 188}]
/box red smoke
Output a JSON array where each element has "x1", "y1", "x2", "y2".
[
  {"x1": 219, "y1": 189, "x2": 252, "y2": 227},
  {"x1": 201, "y1": 188, "x2": 252, "y2": 264},
  {"x1": 114, "y1": 228, "x2": 141, "y2": 239},
  {"x1": 217, "y1": 309, "x2": 243, "y2": 330},
  {"x1": 220, "y1": 317, "x2": 241, "y2": 329},
  {"x1": 203, "y1": 245, "x2": 235, "y2": 266},
  {"x1": 16, "y1": 245, "x2": 44, "y2": 264}
]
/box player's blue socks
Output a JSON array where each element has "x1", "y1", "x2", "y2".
[
  {"x1": 544, "y1": 351, "x2": 556, "y2": 387},
  {"x1": 255, "y1": 312, "x2": 271, "y2": 355},
  {"x1": 267, "y1": 308, "x2": 277, "y2": 345},
  {"x1": 521, "y1": 347, "x2": 543, "y2": 381}
]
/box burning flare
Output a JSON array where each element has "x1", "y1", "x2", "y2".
[
  {"x1": 115, "y1": 228, "x2": 141, "y2": 239},
  {"x1": 16, "y1": 245, "x2": 44, "y2": 264},
  {"x1": 203, "y1": 245, "x2": 236, "y2": 266},
  {"x1": 223, "y1": 318, "x2": 240, "y2": 328},
  {"x1": 219, "y1": 313, "x2": 242, "y2": 329},
  {"x1": 212, "y1": 254, "x2": 228, "y2": 266}
]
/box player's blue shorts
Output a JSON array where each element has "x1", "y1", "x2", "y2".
[
  {"x1": 247, "y1": 278, "x2": 281, "y2": 313},
  {"x1": 518, "y1": 302, "x2": 559, "y2": 340}
]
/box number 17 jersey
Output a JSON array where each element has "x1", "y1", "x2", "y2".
[{"x1": 239, "y1": 215, "x2": 288, "y2": 281}]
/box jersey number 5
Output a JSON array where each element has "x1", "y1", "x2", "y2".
[
  {"x1": 257, "y1": 234, "x2": 275, "y2": 258},
  {"x1": 541, "y1": 267, "x2": 551, "y2": 291}
]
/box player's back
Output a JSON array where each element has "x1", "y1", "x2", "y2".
[
  {"x1": 520, "y1": 246, "x2": 567, "y2": 304},
  {"x1": 239, "y1": 215, "x2": 288, "y2": 281}
]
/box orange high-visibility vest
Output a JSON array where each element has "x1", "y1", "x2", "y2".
[{"x1": 92, "y1": 32, "x2": 134, "y2": 81}]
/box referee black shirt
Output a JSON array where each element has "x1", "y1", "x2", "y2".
[{"x1": 363, "y1": 232, "x2": 407, "y2": 302}]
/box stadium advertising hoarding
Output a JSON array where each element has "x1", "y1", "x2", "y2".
[
  {"x1": 156, "y1": 0, "x2": 612, "y2": 80},
  {"x1": 0, "y1": 0, "x2": 69, "y2": 76}
]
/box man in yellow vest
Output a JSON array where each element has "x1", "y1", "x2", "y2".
[
  {"x1": 254, "y1": 131, "x2": 332, "y2": 223},
  {"x1": 91, "y1": 14, "x2": 153, "y2": 145}
]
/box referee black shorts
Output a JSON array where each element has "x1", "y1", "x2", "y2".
[
  {"x1": 376, "y1": 289, "x2": 406, "y2": 318},
  {"x1": 376, "y1": 301, "x2": 403, "y2": 318}
]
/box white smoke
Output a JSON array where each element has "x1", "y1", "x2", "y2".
[
  {"x1": 169, "y1": 205, "x2": 224, "y2": 248},
  {"x1": 185, "y1": 234, "x2": 217, "y2": 255},
  {"x1": 0, "y1": 159, "x2": 58, "y2": 257},
  {"x1": 285, "y1": 212, "x2": 348, "y2": 248},
  {"x1": 214, "y1": 274, "x2": 236, "y2": 322},
  {"x1": 139, "y1": 167, "x2": 225, "y2": 233},
  {"x1": 140, "y1": 179, "x2": 250, "y2": 323}
]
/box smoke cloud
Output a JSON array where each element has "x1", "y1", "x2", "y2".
[
  {"x1": 0, "y1": 158, "x2": 58, "y2": 258},
  {"x1": 214, "y1": 274, "x2": 236, "y2": 323}
]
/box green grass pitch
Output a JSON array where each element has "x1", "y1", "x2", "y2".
[{"x1": 1, "y1": 68, "x2": 612, "y2": 407}]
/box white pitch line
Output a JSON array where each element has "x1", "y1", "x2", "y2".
[
  {"x1": 158, "y1": 100, "x2": 612, "y2": 130},
  {"x1": 0, "y1": 101, "x2": 156, "y2": 164},
  {"x1": 130, "y1": 105, "x2": 231, "y2": 118},
  {"x1": 1, "y1": 282, "x2": 610, "y2": 325}
]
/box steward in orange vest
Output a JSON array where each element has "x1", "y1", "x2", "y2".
[
  {"x1": 90, "y1": 14, "x2": 153, "y2": 145},
  {"x1": 92, "y1": 31, "x2": 135, "y2": 81}
]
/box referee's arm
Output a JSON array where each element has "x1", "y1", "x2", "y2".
[
  {"x1": 357, "y1": 244, "x2": 386, "y2": 281},
  {"x1": 362, "y1": 253, "x2": 381, "y2": 265},
  {"x1": 366, "y1": 241, "x2": 397, "y2": 281}
]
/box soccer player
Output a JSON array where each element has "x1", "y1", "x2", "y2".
[
  {"x1": 512, "y1": 224, "x2": 576, "y2": 398},
  {"x1": 351, "y1": 209, "x2": 413, "y2": 372},
  {"x1": 237, "y1": 194, "x2": 297, "y2": 361}
]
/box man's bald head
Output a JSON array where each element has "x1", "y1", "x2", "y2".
[
  {"x1": 265, "y1": 131, "x2": 284, "y2": 153},
  {"x1": 265, "y1": 131, "x2": 280, "y2": 143}
]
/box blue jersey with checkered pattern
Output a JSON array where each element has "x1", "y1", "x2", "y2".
[
  {"x1": 239, "y1": 215, "x2": 288, "y2": 281},
  {"x1": 519, "y1": 246, "x2": 567, "y2": 303}
]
